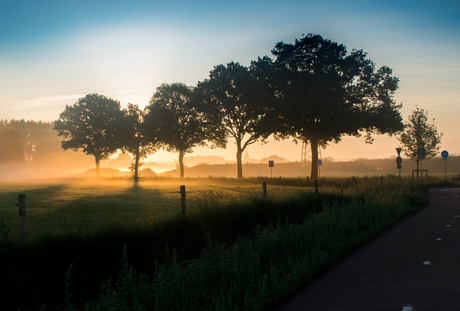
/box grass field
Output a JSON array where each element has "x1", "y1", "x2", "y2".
[
  {"x1": 0, "y1": 178, "x2": 308, "y2": 242},
  {"x1": 1, "y1": 176, "x2": 457, "y2": 311}
]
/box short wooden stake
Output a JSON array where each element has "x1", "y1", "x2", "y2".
[
  {"x1": 262, "y1": 182, "x2": 267, "y2": 198},
  {"x1": 18, "y1": 194, "x2": 26, "y2": 242},
  {"x1": 180, "y1": 185, "x2": 186, "y2": 215},
  {"x1": 314, "y1": 179, "x2": 318, "y2": 194}
]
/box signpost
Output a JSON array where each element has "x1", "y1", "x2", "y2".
[
  {"x1": 441, "y1": 150, "x2": 449, "y2": 180},
  {"x1": 317, "y1": 159, "x2": 322, "y2": 178},
  {"x1": 396, "y1": 148, "x2": 402, "y2": 177},
  {"x1": 268, "y1": 160, "x2": 274, "y2": 178},
  {"x1": 418, "y1": 148, "x2": 426, "y2": 180}
]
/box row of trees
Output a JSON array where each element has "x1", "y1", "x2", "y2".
[{"x1": 54, "y1": 34, "x2": 405, "y2": 179}]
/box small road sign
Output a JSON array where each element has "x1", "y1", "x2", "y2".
[
  {"x1": 396, "y1": 156, "x2": 402, "y2": 165},
  {"x1": 441, "y1": 150, "x2": 449, "y2": 158},
  {"x1": 269, "y1": 160, "x2": 274, "y2": 167},
  {"x1": 317, "y1": 159, "x2": 322, "y2": 166},
  {"x1": 396, "y1": 148, "x2": 402, "y2": 156},
  {"x1": 418, "y1": 148, "x2": 426, "y2": 160}
]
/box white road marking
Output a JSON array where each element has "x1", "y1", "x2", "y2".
[
  {"x1": 437, "y1": 238, "x2": 442, "y2": 241},
  {"x1": 423, "y1": 260, "x2": 431, "y2": 265},
  {"x1": 446, "y1": 225, "x2": 451, "y2": 227},
  {"x1": 402, "y1": 305, "x2": 413, "y2": 311}
]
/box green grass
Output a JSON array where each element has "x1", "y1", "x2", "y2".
[
  {"x1": 1, "y1": 176, "x2": 458, "y2": 310},
  {"x1": 0, "y1": 179, "x2": 306, "y2": 242}
]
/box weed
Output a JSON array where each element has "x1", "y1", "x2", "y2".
[{"x1": 194, "y1": 189, "x2": 231, "y2": 209}]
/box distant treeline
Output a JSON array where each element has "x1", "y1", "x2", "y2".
[
  {"x1": 160, "y1": 156, "x2": 460, "y2": 178},
  {"x1": 0, "y1": 119, "x2": 93, "y2": 180}
]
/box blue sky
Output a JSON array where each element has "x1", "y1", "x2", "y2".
[{"x1": 1, "y1": 0, "x2": 459, "y2": 162}]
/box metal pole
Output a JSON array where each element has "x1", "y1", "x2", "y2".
[
  {"x1": 445, "y1": 160, "x2": 447, "y2": 180},
  {"x1": 421, "y1": 159, "x2": 423, "y2": 181}
]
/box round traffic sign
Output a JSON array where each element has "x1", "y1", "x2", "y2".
[
  {"x1": 441, "y1": 150, "x2": 449, "y2": 158},
  {"x1": 396, "y1": 156, "x2": 402, "y2": 164}
]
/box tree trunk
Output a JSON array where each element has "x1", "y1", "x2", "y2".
[
  {"x1": 95, "y1": 157, "x2": 101, "y2": 178},
  {"x1": 236, "y1": 142, "x2": 243, "y2": 179},
  {"x1": 179, "y1": 150, "x2": 185, "y2": 179},
  {"x1": 134, "y1": 145, "x2": 140, "y2": 183},
  {"x1": 310, "y1": 139, "x2": 318, "y2": 180}
]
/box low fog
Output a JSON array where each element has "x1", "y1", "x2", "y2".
[{"x1": 1, "y1": 119, "x2": 458, "y2": 182}]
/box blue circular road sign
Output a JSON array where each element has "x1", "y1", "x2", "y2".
[{"x1": 441, "y1": 150, "x2": 449, "y2": 158}]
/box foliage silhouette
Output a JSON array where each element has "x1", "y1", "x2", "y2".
[
  {"x1": 54, "y1": 94, "x2": 124, "y2": 178},
  {"x1": 119, "y1": 104, "x2": 158, "y2": 182},
  {"x1": 268, "y1": 34, "x2": 403, "y2": 179},
  {"x1": 398, "y1": 107, "x2": 443, "y2": 176},
  {"x1": 196, "y1": 62, "x2": 275, "y2": 179},
  {"x1": 145, "y1": 83, "x2": 225, "y2": 179}
]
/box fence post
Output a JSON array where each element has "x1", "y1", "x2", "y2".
[
  {"x1": 18, "y1": 194, "x2": 26, "y2": 242},
  {"x1": 180, "y1": 185, "x2": 186, "y2": 215},
  {"x1": 353, "y1": 176, "x2": 357, "y2": 189},
  {"x1": 314, "y1": 179, "x2": 318, "y2": 194},
  {"x1": 262, "y1": 182, "x2": 267, "y2": 198}
]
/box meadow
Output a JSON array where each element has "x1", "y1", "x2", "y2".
[
  {"x1": 0, "y1": 178, "x2": 306, "y2": 242},
  {"x1": 1, "y1": 176, "x2": 458, "y2": 310}
]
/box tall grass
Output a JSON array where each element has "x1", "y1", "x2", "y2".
[{"x1": 58, "y1": 177, "x2": 429, "y2": 311}]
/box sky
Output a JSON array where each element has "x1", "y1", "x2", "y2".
[{"x1": 1, "y1": 0, "x2": 459, "y2": 164}]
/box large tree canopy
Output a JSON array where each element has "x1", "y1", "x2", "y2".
[
  {"x1": 145, "y1": 83, "x2": 224, "y2": 179},
  {"x1": 196, "y1": 62, "x2": 275, "y2": 179},
  {"x1": 398, "y1": 107, "x2": 442, "y2": 176},
  {"x1": 53, "y1": 93, "x2": 124, "y2": 178},
  {"x1": 270, "y1": 34, "x2": 403, "y2": 178}
]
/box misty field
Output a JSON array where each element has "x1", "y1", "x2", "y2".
[{"x1": 0, "y1": 178, "x2": 307, "y2": 241}]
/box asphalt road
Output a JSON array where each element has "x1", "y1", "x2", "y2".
[{"x1": 276, "y1": 188, "x2": 460, "y2": 311}]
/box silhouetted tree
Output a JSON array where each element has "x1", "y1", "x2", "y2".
[
  {"x1": 120, "y1": 104, "x2": 158, "y2": 182},
  {"x1": 269, "y1": 34, "x2": 403, "y2": 179},
  {"x1": 196, "y1": 62, "x2": 274, "y2": 179},
  {"x1": 398, "y1": 107, "x2": 442, "y2": 176},
  {"x1": 53, "y1": 94, "x2": 124, "y2": 178},
  {"x1": 145, "y1": 83, "x2": 225, "y2": 179}
]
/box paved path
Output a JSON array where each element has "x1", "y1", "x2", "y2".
[{"x1": 276, "y1": 188, "x2": 460, "y2": 311}]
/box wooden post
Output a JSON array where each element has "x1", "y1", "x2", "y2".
[
  {"x1": 262, "y1": 182, "x2": 267, "y2": 198},
  {"x1": 18, "y1": 194, "x2": 26, "y2": 242},
  {"x1": 353, "y1": 176, "x2": 357, "y2": 189},
  {"x1": 180, "y1": 185, "x2": 186, "y2": 215},
  {"x1": 314, "y1": 179, "x2": 318, "y2": 194}
]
